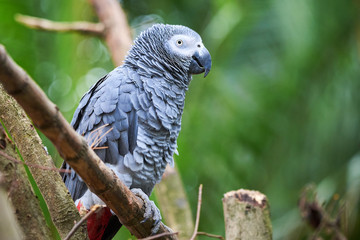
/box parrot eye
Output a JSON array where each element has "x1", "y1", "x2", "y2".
[
  {"x1": 176, "y1": 39, "x2": 183, "y2": 46},
  {"x1": 197, "y1": 44, "x2": 201, "y2": 48}
]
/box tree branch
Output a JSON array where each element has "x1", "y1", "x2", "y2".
[
  {"x1": 15, "y1": 14, "x2": 104, "y2": 36},
  {"x1": 196, "y1": 232, "x2": 224, "y2": 240},
  {"x1": 154, "y1": 165, "x2": 194, "y2": 239},
  {"x1": 0, "y1": 85, "x2": 87, "y2": 240},
  {"x1": 190, "y1": 184, "x2": 203, "y2": 240},
  {"x1": 139, "y1": 232, "x2": 179, "y2": 240},
  {"x1": 88, "y1": 0, "x2": 132, "y2": 66},
  {"x1": 0, "y1": 44, "x2": 174, "y2": 238}
]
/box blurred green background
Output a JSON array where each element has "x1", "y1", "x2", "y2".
[{"x1": 1, "y1": 0, "x2": 360, "y2": 239}]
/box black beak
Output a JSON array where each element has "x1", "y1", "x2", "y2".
[{"x1": 189, "y1": 47, "x2": 212, "y2": 78}]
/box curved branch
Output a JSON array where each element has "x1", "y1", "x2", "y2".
[{"x1": 0, "y1": 45, "x2": 174, "y2": 239}]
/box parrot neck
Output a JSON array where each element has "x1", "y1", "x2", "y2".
[
  {"x1": 124, "y1": 59, "x2": 191, "y2": 90},
  {"x1": 124, "y1": 41, "x2": 191, "y2": 89}
]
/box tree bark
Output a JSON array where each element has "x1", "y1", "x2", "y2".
[
  {"x1": 0, "y1": 44, "x2": 175, "y2": 239},
  {"x1": 155, "y1": 165, "x2": 194, "y2": 239},
  {"x1": 0, "y1": 85, "x2": 88, "y2": 240},
  {"x1": 223, "y1": 189, "x2": 272, "y2": 240},
  {"x1": 0, "y1": 126, "x2": 52, "y2": 240}
]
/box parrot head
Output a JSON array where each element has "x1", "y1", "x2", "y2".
[
  {"x1": 126, "y1": 24, "x2": 212, "y2": 82},
  {"x1": 165, "y1": 28, "x2": 212, "y2": 78}
]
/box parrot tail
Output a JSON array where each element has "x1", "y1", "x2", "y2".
[{"x1": 77, "y1": 201, "x2": 122, "y2": 240}]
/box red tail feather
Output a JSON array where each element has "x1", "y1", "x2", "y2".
[{"x1": 77, "y1": 201, "x2": 113, "y2": 240}]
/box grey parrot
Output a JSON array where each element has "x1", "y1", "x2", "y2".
[{"x1": 62, "y1": 24, "x2": 211, "y2": 239}]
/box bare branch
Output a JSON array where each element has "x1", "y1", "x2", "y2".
[
  {"x1": 0, "y1": 44, "x2": 174, "y2": 238},
  {"x1": 197, "y1": 232, "x2": 224, "y2": 240},
  {"x1": 190, "y1": 184, "x2": 203, "y2": 240},
  {"x1": 15, "y1": 0, "x2": 132, "y2": 67},
  {"x1": 139, "y1": 232, "x2": 179, "y2": 240},
  {"x1": 15, "y1": 14, "x2": 104, "y2": 36}
]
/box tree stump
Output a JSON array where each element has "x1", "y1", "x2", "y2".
[{"x1": 223, "y1": 189, "x2": 272, "y2": 240}]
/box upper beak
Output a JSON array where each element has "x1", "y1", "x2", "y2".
[{"x1": 189, "y1": 47, "x2": 212, "y2": 78}]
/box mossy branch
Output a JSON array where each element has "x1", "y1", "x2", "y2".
[{"x1": 0, "y1": 85, "x2": 87, "y2": 239}]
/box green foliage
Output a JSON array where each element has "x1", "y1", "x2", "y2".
[{"x1": 1, "y1": 0, "x2": 359, "y2": 239}]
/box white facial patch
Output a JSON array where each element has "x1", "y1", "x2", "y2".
[{"x1": 167, "y1": 34, "x2": 203, "y2": 58}]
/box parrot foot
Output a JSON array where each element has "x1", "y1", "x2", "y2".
[{"x1": 131, "y1": 188, "x2": 162, "y2": 235}]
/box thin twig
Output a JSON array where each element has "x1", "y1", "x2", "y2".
[
  {"x1": 15, "y1": 14, "x2": 104, "y2": 36},
  {"x1": 0, "y1": 150, "x2": 70, "y2": 173},
  {"x1": 87, "y1": 124, "x2": 109, "y2": 146},
  {"x1": 197, "y1": 232, "x2": 225, "y2": 240},
  {"x1": 190, "y1": 184, "x2": 203, "y2": 240},
  {"x1": 90, "y1": 127, "x2": 113, "y2": 149},
  {"x1": 64, "y1": 205, "x2": 104, "y2": 240},
  {"x1": 93, "y1": 146, "x2": 108, "y2": 150},
  {"x1": 138, "y1": 231, "x2": 179, "y2": 240}
]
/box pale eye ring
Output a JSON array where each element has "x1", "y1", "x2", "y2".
[{"x1": 176, "y1": 39, "x2": 183, "y2": 46}]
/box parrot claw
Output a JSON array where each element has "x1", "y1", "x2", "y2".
[{"x1": 131, "y1": 188, "x2": 162, "y2": 235}]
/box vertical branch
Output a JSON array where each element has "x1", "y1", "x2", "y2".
[
  {"x1": 190, "y1": 184, "x2": 203, "y2": 240},
  {"x1": 88, "y1": 0, "x2": 132, "y2": 66},
  {"x1": 155, "y1": 166, "x2": 194, "y2": 239},
  {"x1": 0, "y1": 86, "x2": 88, "y2": 240}
]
